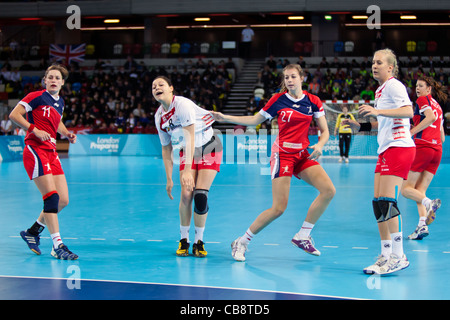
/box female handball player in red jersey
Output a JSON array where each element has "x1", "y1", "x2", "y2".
[
  {"x1": 401, "y1": 76, "x2": 446, "y2": 240},
  {"x1": 212, "y1": 64, "x2": 336, "y2": 262},
  {"x1": 9, "y1": 63, "x2": 78, "y2": 260}
]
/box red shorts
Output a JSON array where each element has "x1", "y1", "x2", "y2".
[
  {"x1": 23, "y1": 145, "x2": 64, "y2": 180},
  {"x1": 179, "y1": 149, "x2": 222, "y2": 172},
  {"x1": 410, "y1": 144, "x2": 442, "y2": 175},
  {"x1": 375, "y1": 147, "x2": 415, "y2": 180},
  {"x1": 270, "y1": 150, "x2": 319, "y2": 180}
]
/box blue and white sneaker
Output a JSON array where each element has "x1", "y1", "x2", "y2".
[
  {"x1": 364, "y1": 254, "x2": 409, "y2": 275},
  {"x1": 408, "y1": 225, "x2": 429, "y2": 240},
  {"x1": 51, "y1": 243, "x2": 78, "y2": 260},
  {"x1": 20, "y1": 230, "x2": 41, "y2": 255},
  {"x1": 379, "y1": 254, "x2": 410, "y2": 275},
  {"x1": 425, "y1": 199, "x2": 441, "y2": 225}
]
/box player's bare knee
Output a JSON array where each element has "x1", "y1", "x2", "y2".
[
  {"x1": 272, "y1": 203, "x2": 287, "y2": 218},
  {"x1": 322, "y1": 184, "x2": 336, "y2": 200},
  {"x1": 180, "y1": 190, "x2": 193, "y2": 205},
  {"x1": 58, "y1": 197, "x2": 69, "y2": 211}
]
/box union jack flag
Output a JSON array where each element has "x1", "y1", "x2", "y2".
[{"x1": 49, "y1": 44, "x2": 86, "y2": 64}]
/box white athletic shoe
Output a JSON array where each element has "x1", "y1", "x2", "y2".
[
  {"x1": 231, "y1": 237, "x2": 247, "y2": 262},
  {"x1": 363, "y1": 255, "x2": 388, "y2": 274},
  {"x1": 364, "y1": 254, "x2": 409, "y2": 275},
  {"x1": 379, "y1": 254, "x2": 410, "y2": 275},
  {"x1": 425, "y1": 199, "x2": 441, "y2": 225},
  {"x1": 408, "y1": 225, "x2": 429, "y2": 240}
]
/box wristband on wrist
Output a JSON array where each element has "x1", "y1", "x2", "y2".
[
  {"x1": 359, "y1": 122, "x2": 372, "y2": 132},
  {"x1": 27, "y1": 124, "x2": 35, "y2": 133}
]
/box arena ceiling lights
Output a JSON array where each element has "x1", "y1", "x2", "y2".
[{"x1": 346, "y1": 10, "x2": 449, "y2": 26}]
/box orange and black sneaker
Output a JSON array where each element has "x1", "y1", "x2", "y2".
[
  {"x1": 192, "y1": 240, "x2": 207, "y2": 258},
  {"x1": 176, "y1": 238, "x2": 190, "y2": 257}
]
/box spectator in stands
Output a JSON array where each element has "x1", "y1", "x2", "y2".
[
  {"x1": 308, "y1": 76, "x2": 321, "y2": 95},
  {"x1": 360, "y1": 85, "x2": 375, "y2": 101},
  {"x1": 123, "y1": 55, "x2": 138, "y2": 72},
  {"x1": 1, "y1": 114, "x2": 14, "y2": 135},
  {"x1": 351, "y1": 77, "x2": 364, "y2": 97},
  {"x1": 319, "y1": 57, "x2": 329, "y2": 68},
  {"x1": 266, "y1": 55, "x2": 277, "y2": 71},
  {"x1": 241, "y1": 24, "x2": 255, "y2": 59},
  {"x1": 296, "y1": 56, "x2": 306, "y2": 68}
]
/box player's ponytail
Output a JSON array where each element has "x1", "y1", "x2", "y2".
[{"x1": 418, "y1": 75, "x2": 448, "y2": 103}]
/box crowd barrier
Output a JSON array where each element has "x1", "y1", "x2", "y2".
[{"x1": 2, "y1": 133, "x2": 449, "y2": 163}]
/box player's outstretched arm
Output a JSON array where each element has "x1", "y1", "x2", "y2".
[{"x1": 211, "y1": 111, "x2": 266, "y2": 126}]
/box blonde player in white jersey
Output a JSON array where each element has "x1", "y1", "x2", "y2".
[
  {"x1": 153, "y1": 76, "x2": 222, "y2": 257},
  {"x1": 344, "y1": 49, "x2": 415, "y2": 275}
]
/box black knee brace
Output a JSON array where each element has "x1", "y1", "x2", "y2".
[
  {"x1": 374, "y1": 197, "x2": 400, "y2": 223},
  {"x1": 193, "y1": 189, "x2": 209, "y2": 215},
  {"x1": 43, "y1": 192, "x2": 59, "y2": 213}
]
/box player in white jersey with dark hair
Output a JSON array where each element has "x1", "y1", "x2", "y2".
[
  {"x1": 153, "y1": 76, "x2": 222, "y2": 257},
  {"x1": 344, "y1": 49, "x2": 415, "y2": 275}
]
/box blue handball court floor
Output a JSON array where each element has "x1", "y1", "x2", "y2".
[{"x1": 1, "y1": 155, "x2": 450, "y2": 302}]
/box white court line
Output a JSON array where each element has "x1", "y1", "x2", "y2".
[{"x1": 352, "y1": 247, "x2": 369, "y2": 250}]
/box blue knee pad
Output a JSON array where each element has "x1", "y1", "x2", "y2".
[
  {"x1": 194, "y1": 189, "x2": 209, "y2": 215},
  {"x1": 43, "y1": 192, "x2": 59, "y2": 213}
]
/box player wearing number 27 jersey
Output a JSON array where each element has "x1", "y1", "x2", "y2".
[
  {"x1": 260, "y1": 91, "x2": 324, "y2": 154},
  {"x1": 259, "y1": 91, "x2": 325, "y2": 180}
]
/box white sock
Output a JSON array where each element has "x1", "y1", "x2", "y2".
[
  {"x1": 391, "y1": 232, "x2": 404, "y2": 258},
  {"x1": 422, "y1": 197, "x2": 431, "y2": 209},
  {"x1": 194, "y1": 226, "x2": 205, "y2": 243},
  {"x1": 296, "y1": 221, "x2": 315, "y2": 239},
  {"x1": 51, "y1": 232, "x2": 63, "y2": 248},
  {"x1": 180, "y1": 225, "x2": 190, "y2": 242},
  {"x1": 418, "y1": 216, "x2": 427, "y2": 227},
  {"x1": 240, "y1": 228, "x2": 254, "y2": 245},
  {"x1": 381, "y1": 240, "x2": 392, "y2": 259}
]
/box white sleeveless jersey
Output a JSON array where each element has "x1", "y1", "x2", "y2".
[
  {"x1": 374, "y1": 77, "x2": 415, "y2": 154},
  {"x1": 155, "y1": 95, "x2": 215, "y2": 148}
]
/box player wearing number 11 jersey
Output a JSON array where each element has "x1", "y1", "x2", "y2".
[{"x1": 9, "y1": 63, "x2": 78, "y2": 260}]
